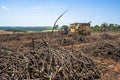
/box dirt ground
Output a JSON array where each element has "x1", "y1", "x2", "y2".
[
  {"x1": 0, "y1": 31, "x2": 120, "y2": 80},
  {"x1": 0, "y1": 30, "x2": 13, "y2": 34}
]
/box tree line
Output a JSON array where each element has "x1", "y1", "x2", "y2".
[{"x1": 91, "y1": 23, "x2": 120, "y2": 32}]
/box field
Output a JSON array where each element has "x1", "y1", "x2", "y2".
[
  {"x1": 0, "y1": 26, "x2": 52, "y2": 32},
  {"x1": 0, "y1": 31, "x2": 120, "y2": 80}
]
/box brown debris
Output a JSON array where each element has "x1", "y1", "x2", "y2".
[{"x1": 0, "y1": 32, "x2": 120, "y2": 80}]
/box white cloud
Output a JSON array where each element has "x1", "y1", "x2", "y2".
[{"x1": 1, "y1": 6, "x2": 9, "y2": 10}]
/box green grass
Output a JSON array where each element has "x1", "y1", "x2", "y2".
[
  {"x1": 26, "y1": 31, "x2": 40, "y2": 33},
  {"x1": 41, "y1": 29, "x2": 59, "y2": 32},
  {"x1": 22, "y1": 29, "x2": 59, "y2": 33}
]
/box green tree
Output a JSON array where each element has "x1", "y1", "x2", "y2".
[
  {"x1": 61, "y1": 25, "x2": 69, "y2": 34},
  {"x1": 54, "y1": 25, "x2": 59, "y2": 30},
  {"x1": 100, "y1": 23, "x2": 108, "y2": 32},
  {"x1": 109, "y1": 23, "x2": 114, "y2": 31},
  {"x1": 94, "y1": 25, "x2": 100, "y2": 31}
]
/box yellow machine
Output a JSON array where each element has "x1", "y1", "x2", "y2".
[
  {"x1": 61, "y1": 23, "x2": 91, "y2": 35},
  {"x1": 69, "y1": 23, "x2": 91, "y2": 35}
]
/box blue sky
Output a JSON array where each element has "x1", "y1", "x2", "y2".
[{"x1": 0, "y1": 0, "x2": 120, "y2": 26}]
